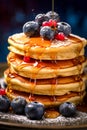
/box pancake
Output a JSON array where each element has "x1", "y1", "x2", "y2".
[
  {"x1": 4, "y1": 10, "x2": 87, "y2": 120},
  {"x1": 7, "y1": 52, "x2": 87, "y2": 79},
  {"x1": 6, "y1": 88, "x2": 86, "y2": 107},
  {"x1": 8, "y1": 33, "x2": 87, "y2": 60},
  {"x1": 4, "y1": 69, "x2": 87, "y2": 96}
]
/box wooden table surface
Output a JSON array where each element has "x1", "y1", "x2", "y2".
[{"x1": 0, "y1": 63, "x2": 8, "y2": 77}]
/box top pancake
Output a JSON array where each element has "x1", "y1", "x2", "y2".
[{"x1": 8, "y1": 33, "x2": 87, "y2": 60}]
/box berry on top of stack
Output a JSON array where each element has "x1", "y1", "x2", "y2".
[{"x1": 4, "y1": 11, "x2": 87, "y2": 117}]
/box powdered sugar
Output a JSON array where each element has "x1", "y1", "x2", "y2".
[{"x1": 0, "y1": 111, "x2": 87, "y2": 127}]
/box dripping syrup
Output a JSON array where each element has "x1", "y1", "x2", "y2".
[{"x1": 44, "y1": 108, "x2": 60, "y2": 118}]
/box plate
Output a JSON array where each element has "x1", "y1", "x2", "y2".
[
  {"x1": 0, "y1": 111, "x2": 87, "y2": 130},
  {"x1": 0, "y1": 63, "x2": 87, "y2": 130}
]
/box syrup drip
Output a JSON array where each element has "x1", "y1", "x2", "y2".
[
  {"x1": 51, "y1": 78, "x2": 57, "y2": 96},
  {"x1": 44, "y1": 108, "x2": 60, "y2": 118},
  {"x1": 29, "y1": 94, "x2": 35, "y2": 102},
  {"x1": 6, "y1": 73, "x2": 13, "y2": 94},
  {"x1": 30, "y1": 79, "x2": 36, "y2": 93},
  {"x1": 52, "y1": 0, "x2": 54, "y2": 13},
  {"x1": 30, "y1": 61, "x2": 47, "y2": 79}
]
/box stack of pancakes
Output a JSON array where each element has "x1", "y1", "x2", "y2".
[{"x1": 4, "y1": 32, "x2": 87, "y2": 107}]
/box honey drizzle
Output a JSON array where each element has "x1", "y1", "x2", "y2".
[
  {"x1": 24, "y1": 37, "x2": 50, "y2": 60},
  {"x1": 52, "y1": 0, "x2": 54, "y2": 13},
  {"x1": 51, "y1": 78, "x2": 57, "y2": 96},
  {"x1": 30, "y1": 61, "x2": 47, "y2": 79},
  {"x1": 44, "y1": 108, "x2": 60, "y2": 118},
  {"x1": 29, "y1": 79, "x2": 36, "y2": 94},
  {"x1": 7, "y1": 72, "x2": 16, "y2": 94}
]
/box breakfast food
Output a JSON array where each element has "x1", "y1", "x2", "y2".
[{"x1": 4, "y1": 11, "x2": 87, "y2": 118}]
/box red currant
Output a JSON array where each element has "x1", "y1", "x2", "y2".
[
  {"x1": 23, "y1": 56, "x2": 30, "y2": 63},
  {"x1": 55, "y1": 32, "x2": 65, "y2": 41},
  {"x1": 42, "y1": 21, "x2": 49, "y2": 26},
  {"x1": 49, "y1": 19, "x2": 57, "y2": 27},
  {"x1": 0, "y1": 89, "x2": 6, "y2": 95}
]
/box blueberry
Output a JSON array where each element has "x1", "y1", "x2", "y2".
[
  {"x1": 11, "y1": 96, "x2": 27, "y2": 114},
  {"x1": 59, "y1": 102, "x2": 76, "y2": 117},
  {"x1": 46, "y1": 11, "x2": 59, "y2": 22},
  {"x1": 1, "y1": 81, "x2": 7, "y2": 89},
  {"x1": 25, "y1": 101, "x2": 45, "y2": 120},
  {"x1": 0, "y1": 95, "x2": 10, "y2": 112},
  {"x1": 23, "y1": 21, "x2": 39, "y2": 37},
  {"x1": 40, "y1": 26, "x2": 55, "y2": 40},
  {"x1": 57, "y1": 22, "x2": 71, "y2": 36},
  {"x1": 35, "y1": 14, "x2": 49, "y2": 26}
]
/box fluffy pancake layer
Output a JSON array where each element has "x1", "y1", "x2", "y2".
[
  {"x1": 7, "y1": 52, "x2": 87, "y2": 79},
  {"x1": 6, "y1": 89, "x2": 86, "y2": 107},
  {"x1": 4, "y1": 69, "x2": 87, "y2": 96},
  {"x1": 8, "y1": 33, "x2": 87, "y2": 60}
]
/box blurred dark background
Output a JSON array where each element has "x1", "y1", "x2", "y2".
[{"x1": 0, "y1": 0, "x2": 87, "y2": 62}]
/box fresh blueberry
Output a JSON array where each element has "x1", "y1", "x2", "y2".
[
  {"x1": 25, "y1": 101, "x2": 45, "y2": 120},
  {"x1": 1, "y1": 81, "x2": 7, "y2": 89},
  {"x1": 57, "y1": 22, "x2": 71, "y2": 36},
  {"x1": 11, "y1": 96, "x2": 27, "y2": 114},
  {"x1": 59, "y1": 102, "x2": 76, "y2": 117},
  {"x1": 0, "y1": 95, "x2": 10, "y2": 112},
  {"x1": 35, "y1": 14, "x2": 49, "y2": 26},
  {"x1": 46, "y1": 11, "x2": 59, "y2": 22},
  {"x1": 40, "y1": 26, "x2": 55, "y2": 40},
  {"x1": 23, "y1": 21, "x2": 39, "y2": 37}
]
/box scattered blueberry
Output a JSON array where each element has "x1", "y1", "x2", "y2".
[
  {"x1": 25, "y1": 101, "x2": 45, "y2": 120},
  {"x1": 46, "y1": 11, "x2": 59, "y2": 22},
  {"x1": 40, "y1": 26, "x2": 55, "y2": 40},
  {"x1": 59, "y1": 102, "x2": 76, "y2": 117},
  {"x1": 57, "y1": 22, "x2": 71, "y2": 36},
  {"x1": 23, "y1": 21, "x2": 39, "y2": 37},
  {"x1": 11, "y1": 96, "x2": 27, "y2": 114},
  {"x1": 0, "y1": 79, "x2": 7, "y2": 89},
  {"x1": 35, "y1": 13, "x2": 49, "y2": 26},
  {"x1": 1, "y1": 82, "x2": 7, "y2": 89},
  {"x1": 0, "y1": 95, "x2": 10, "y2": 112}
]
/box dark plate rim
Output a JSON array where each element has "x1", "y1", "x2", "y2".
[{"x1": 0, "y1": 120, "x2": 87, "y2": 129}]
